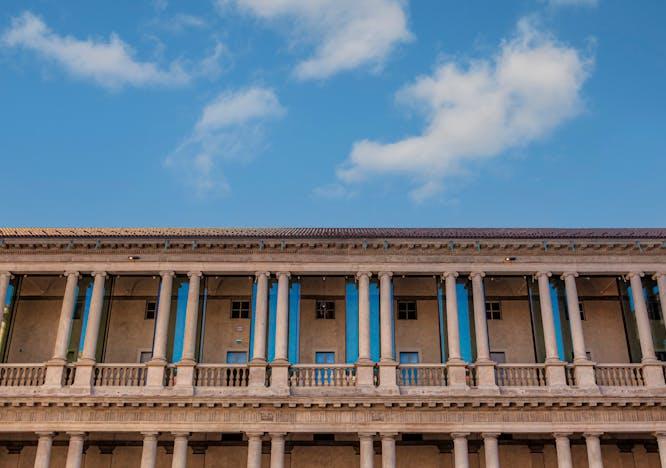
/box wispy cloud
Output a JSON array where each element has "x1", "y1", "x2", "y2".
[
  {"x1": 548, "y1": 0, "x2": 598, "y2": 7},
  {"x1": 165, "y1": 87, "x2": 285, "y2": 195},
  {"x1": 219, "y1": 0, "x2": 412, "y2": 80},
  {"x1": 335, "y1": 18, "x2": 592, "y2": 201},
  {"x1": 1, "y1": 11, "x2": 190, "y2": 89},
  {"x1": 152, "y1": 13, "x2": 208, "y2": 33}
]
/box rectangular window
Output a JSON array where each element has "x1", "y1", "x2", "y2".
[
  {"x1": 485, "y1": 301, "x2": 501, "y2": 320},
  {"x1": 399, "y1": 352, "x2": 419, "y2": 364},
  {"x1": 397, "y1": 300, "x2": 417, "y2": 320},
  {"x1": 226, "y1": 351, "x2": 248, "y2": 364},
  {"x1": 490, "y1": 351, "x2": 506, "y2": 364},
  {"x1": 144, "y1": 301, "x2": 157, "y2": 320},
  {"x1": 315, "y1": 300, "x2": 335, "y2": 320},
  {"x1": 315, "y1": 352, "x2": 335, "y2": 364},
  {"x1": 231, "y1": 300, "x2": 250, "y2": 319},
  {"x1": 139, "y1": 351, "x2": 152, "y2": 363}
]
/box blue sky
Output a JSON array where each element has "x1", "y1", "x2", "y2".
[{"x1": 0, "y1": 0, "x2": 664, "y2": 227}]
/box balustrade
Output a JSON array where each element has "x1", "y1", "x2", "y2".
[
  {"x1": 594, "y1": 364, "x2": 645, "y2": 387},
  {"x1": 496, "y1": 364, "x2": 547, "y2": 387},
  {"x1": 0, "y1": 364, "x2": 46, "y2": 386},
  {"x1": 194, "y1": 364, "x2": 249, "y2": 387},
  {"x1": 289, "y1": 364, "x2": 356, "y2": 387},
  {"x1": 397, "y1": 364, "x2": 448, "y2": 386},
  {"x1": 92, "y1": 364, "x2": 147, "y2": 387}
]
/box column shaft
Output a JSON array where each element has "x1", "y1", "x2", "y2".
[
  {"x1": 656, "y1": 433, "x2": 666, "y2": 468},
  {"x1": 452, "y1": 433, "x2": 469, "y2": 468},
  {"x1": 0, "y1": 273, "x2": 10, "y2": 311},
  {"x1": 171, "y1": 433, "x2": 189, "y2": 468},
  {"x1": 482, "y1": 433, "x2": 500, "y2": 468},
  {"x1": 536, "y1": 272, "x2": 560, "y2": 361},
  {"x1": 180, "y1": 272, "x2": 201, "y2": 363},
  {"x1": 471, "y1": 273, "x2": 490, "y2": 361},
  {"x1": 358, "y1": 273, "x2": 371, "y2": 362},
  {"x1": 444, "y1": 273, "x2": 461, "y2": 362},
  {"x1": 246, "y1": 433, "x2": 264, "y2": 468},
  {"x1": 274, "y1": 273, "x2": 290, "y2": 362},
  {"x1": 379, "y1": 273, "x2": 393, "y2": 362},
  {"x1": 554, "y1": 434, "x2": 573, "y2": 468},
  {"x1": 52, "y1": 272, "x2": 79, "y2": 362},
  {"x1": 656, "y1": 274, "x2": 666, "y2": 331},
  {"x1": 585, "y1": 433, "x2": 603, "y2": 468},
  {"x1": 359, "y1": 433, "x2": 375, "y2": 468},
  {"x1": 65, "y1": 432, "x2": 85, "y2": 468},
  {"x1": 628, "y1": 273, "x2": 657, "y2": 361},
  {"x1": 140, "y1": 432, "x2": 159, "y2": 468},
  {"x1": 152, "y1": 272, "x2": 174, "y2": 362},
  {"x1": 381, "y1": 433, "x2": 396, "y2": 468},
  {"x1": 562, "y1": 273, "x2": 587, "y2": 361},
  {"x1": 270, "y1": 433, "x2": 286, "y2": 468},
  {"x1": 79, "y1": 272, "x2": 106, "y2": 362},
  {"x1": 252, "y1": 272, "x2": 269, "y2": 362},
  {"x1": 34, "y1": 432, "x2": 54, "y2": 468}
]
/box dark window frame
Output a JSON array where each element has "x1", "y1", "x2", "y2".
[
  {"x1": 315, "y1": 300, "x2": 336, "y2": 320},
  {"x1": 231, "y1": 300, "x2": 250, "y2": 319},
  {"x1": 485, "y1": 300, "x2": 502, "y2": 320},
  {"x1": 397, "y1": 300, "x2": 417, "y2": 320},
  {"x1": 144, "y1": 301, "x2": 157, "y2": 320}
]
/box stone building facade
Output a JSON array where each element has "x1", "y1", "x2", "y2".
[{"x1": 0, "y1": 227, "x2": 665, "y2": 468}]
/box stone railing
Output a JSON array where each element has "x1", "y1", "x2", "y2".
[
  {"x1": 62, "y1": 364, "x2": 76, "y2": 386},
  {"x1": 164, "y1": 364, "x2": 177, "y2": 387},
  {"x1": 495, "y1": 364, "x2": 547, "y2": 387},
  {"x1": 194, "y1": 364, "x2": 249, "y2": 387},
  {"x1": 289, "y1": 364, "x2": 356, "y2": 387},
  {"x1": 92, "y1": 364, "x2": 147, "y2": 387},
  {"x1": 595, "y1": 364, "x2": 645, "y2": 387},
  {"x1": 0, "y1": 364, "x2": 46, "y2": 387},
  {"x1": 565, "y1": 364, "x2": 576, "y2": 387},
  {"x1": 397, "y1": 364, "x2": 447, "y2": 386}
]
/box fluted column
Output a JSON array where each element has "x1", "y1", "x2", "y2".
[
  {"x1": 655, "y1": 432, "x2": 666, "y2": 468},
  {"x1": 628, "y1": 272, "x2": 664, "y2": 387},
  {"x1": 452, "y1": 433, "x2": 469, "y2": 468},
  {"x1": 359, "y1": 433, "x2": 375, "y2": 468},
  {"x1": 358, "y1": 272, "x2": 372, "y2": 363},
  {"x1": 482, "y1": 433, "x2": 500, "y2": 468},
  {"x1": 274, "y1": 272, "x2": 290, "y2": 363},
  {"x1": 381, "y1": 433, "x2": 396, "y2": 468},
  {"x1": 379, "y1": 272, "x2": 394, "y2": 362},
  {"x1": 252, "y1": 272, "x2": 270, "y2": 363},
  {"x1": 561, "y1": 272, "x2": 596, "y2": 387},
  {"x1": 444, "y1": 272, "x2": 461, "y2": 362},
  {"x1": 34, "y1": 432, "x2": 54, "y2": 468},
  {"x1": 171, "y1": 432, "x2": 189, "y2": 468},
  {"x1": 140, "y1": 432, "x2": 159, "y2": 468},
  {"x1": 554, "y1": 433, "x2": 573, "y2": 468},
  {"x1": 246, "y1": 432, "x2": 264, "y2": 468},
  {"x1": 65, "y1": 432, "x2": 85, "y2": 468},
  {"x1": 584, "y1": 433, "x2": 603, "y2": 468},
  {"x1": 79, "y1": 272, "x2": 106, "y2": 363},
  {"x1": 270, "y1": 433, "x2": 286, "y2": 468}
]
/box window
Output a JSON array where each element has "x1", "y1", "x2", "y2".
[
  {"x1": 226, "y1": 351, "x2": 248, "y2": 364},
  {"x1": 490, "y1": 351, "x2": 506, "y2": 364},
  {"x1": 231, "y1": 300, "x2": 250, "y2": 319},
  {"x1": 399, "y1": 352, "x2": 419, "y2": 364},
  {"x1": 72, "y1": 299, "x2": 85, "y2": 320},
  {"x1": 139, "y1": 351, "x2": 152, "y2": 363},
  {"x1": 315, "y1": 352, "x2": 335, "y2": 364},
  {"x1": 315, "y1": 300, "x2": 335, "y2": 319},
  {"x1": 656, "y1": 351, "x2": 666, "y2": 362},
  {"x1": 145, "y1": 301, "x2": 157, "y2": 320},
  {"x1": 397, "y1": 300, "x2": 417, "y2": 320},
  {"x1": 485, "y1": 301, "x2": 501, "y2": 320}
]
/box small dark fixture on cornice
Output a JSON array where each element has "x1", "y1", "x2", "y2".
[{"x1": 128, "y1": 255, "x2": 140, "y2": 260}]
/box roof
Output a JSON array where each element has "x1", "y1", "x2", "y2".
[{"x1": 0, "y1": 228, "x2": 664, "y2": 240}]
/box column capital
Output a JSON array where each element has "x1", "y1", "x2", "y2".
[
  {"x1": 583, "y1": 432, "x2": 603, "y2": 438},
  {"x1": 64, "y1": 271, "x2": 80, "y2": 278},
  {"x1": 356, "y1": 271, "x2": 372, "y2": 279},
  {"x1": 553, "y1": 432, "x2": 572, "y2": 438},
  {"x1": 159, "y1": 271, "x2": 175, "y2": 278},
  {"x1": 652, "y1": 272, "x2": 666, "y2": 281},
  {"x1": 66, "y1": 431, "x2": 86, "y2": 438},
  {"x1": 35, "y1": 431, "x2": 55, "y2": 437},
  {"x1": 276, "y1": 271, "x2": 291, "y2": 278},
  {"x1": 561, "y1": 272, "x2": 578, "y2": 279},
  {"x1": 378, "y1": 271, "x2": 393, "y2": 279},
  {"x1": 171, "y1": 431, "x2": 190, "y2": 438},
  {"x1": 91, "y1": 271, "x2": 107, "y2": 278},
  {"x1": 187, "y1": 271, "x2": 202, "y2": 278},
  {"x1": 269, "y1": 432, "x2": 287, "y2": 438},
  {"x1": 534, "y1": 271, "x2": 552, "y2": 279},
  {"x1": 469, "y1": 271, "x2": 485, "y2": 279},
  {"x1": 451, "y1": 432, "x2": 470, "y2": 439},
  {"x1": 654, "y1": 432, "x2": 666, "y2": 438},
  {"x1": 626, "y1": 271, "x2": 644, "y2": 280},
  {"x1": 380, "y1": 432, "x2": 398, "y2": 439},
  {"x1": 255, "y1": 271, "x2": 270, "y2": 279},
  {"x1": 481, "y1": 432, "x2": 501, "y2": 439},
  {"x1": 358, "y1": 432, "x2": 376, "y2": 439},
  {"x1": 141, "y1": 431, "x2": 160, "y2": 437},
  {"x1": 442, "y1": 271, "x2": 459, "y2": 279},
  {"x1": 246, "y1": 432, "x2": 264, "y2": 439},
  {"x1": 0, "y1": 271, "x2": 11, "y2": 279}
]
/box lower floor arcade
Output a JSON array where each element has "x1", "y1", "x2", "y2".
[{"x1": 3, "y1": 431, "x2": 666, "y2": 468}]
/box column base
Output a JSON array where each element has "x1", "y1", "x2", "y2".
[
  {"x1": 545, "y1": 360, "x2": 567, "y2": 389},
  {"x1": 71, "y1": 360, "x2": 95, "y2": 393},
  {"x1": 446, "y1": 359, "x2": 469, "y2": 389},
  {"x1": 43, "y1": 359, "x2": 66, "y2": 389},
  {"x1": 248, "y1": 359, "x2": 268, "y2": 389},
  {"x1": 573, "y1": 359, "x2": 598, "y2": 390},
  {"x1": 269, "y1": 360, "x2": 290, "y2": 396},
  {"x1": 355, "y1": 362, "x2": 376, "y2": 389},
  {"x1": 377, "y1": 360, "x2": 399, "y2": 394},
  {"x1": 145, "y1": 359, "x2": 167, "y2": 389},
  {"x1": 642, "y1": 359, "x2": 666, "y2": 388},
  {"x1": 174, "y1": 360, "x2": 195, "y2": 394},
  {"x1": 474, "y1": 360, "x2": 498, "y2": 391}
]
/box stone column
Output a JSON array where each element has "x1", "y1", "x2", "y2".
[
  {"x1": 140, "y1": 432, "x2": 159, "y2": 468},
  {"x1": 34, "y1": 432, "x2": 54, "y2": 468},
  {"x1": 561, "y1": 272, "x2": 596, "y2": 388},
  {"x1": 45, "y1": 271, "x2": 79, "y2": 387},
  {"x1": 271, "y1": 272, "x2": 291, "y2": 392},
  {"x1": 147, "y1": 271, "x2": 174, "y2": 388},
  {"x1": 655, "y1": 273, "x2": 666, "y2": 326},
  {"x1": 65, "y1": 432, "x2": 85, "y2": 468},
  {"x1": 452, "y1": 433, "x2": 470, "y2": 468},
  {"x1": 584, "y1": 433, "x2": 603, "y2": 468},
  {"x1": 359, "y1": 433, "x2": 375, "y2": 468},
  {"x1": 270, "y1": 432, "x2": 286, "y2": 468},
  {"x1": 73, "y1": 271, "x2": 106, "y2": 389},
  {"x1": 482, "y1": 433, "x2": 500, "y2": 468},
  {"x1": 628, "y1": 272, "x2": 664, "y2": 387},
  {"x1": 246, "y1": 432, "x2": 264, "y2": 468},
  {"x1": 655, "y1": 432, "x2": 666, "y2": 468},
  {"x1": 381, "y1": 433, "x2": 396, "y2": 468},
  {"x1": 470, "y1": 272, "x2": 496, "y2": 388},
  {"x1": 535, "y1": 272, "x2": 566, "y2": 387},
  {"x1": 444, "y1": 272, "x2": 467, "y2": 387},
  {"x1": 0, "y1": 272, "x2": 10, "y2": 311},
  {"x1": 554, "y1": 433, "x2": 573, "y2": 468},
  {"x1": 378, "y1": 272, "x2": 397, "y2": 392},
  {"x1": 175, "y1": 272, "x2": 201, "y2": 389},
  {"x1": 249, "y1": 272, "x2": 270, "y2": 388},
  {"x1": 171, "y1": 432, "x2": 189, "y2": 468},
  {"x1": 357, "y1": 272, "x2": 374, "y2": 387}
]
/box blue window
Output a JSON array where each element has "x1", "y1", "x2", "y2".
[
  {"x1": 315, "y1": 352, "x2": 335, "y2": 364},
  {"x1": 399, "y1": 352, "x2": 419, "y2": 385},
  {"x1": 315, "y1": 352, "x2": 335, "y2": 384},
  {"x1": 399, "y1": 352, "x2": 419, "y2": 364},
  {"x1": 226, "y1": 351, "x2": 247, "y2": 364}
]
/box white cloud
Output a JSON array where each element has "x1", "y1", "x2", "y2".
[
  {"x1": 166, "y1": 87, "x2": 285, "y2": 194},
  {"x1": 548, "y1": 0, "x2": 598, "y2": 6},
  {"x1": 155, "y1": 13, "x2": 208, "y2": 33},
  {"x1": 335, "y1": 18, "x2": 592, "y2": 201},
  {"x1": 220, "y1": 0, "x2": 412, "y2": 80},
  {"x1": 1, "y1": 11, "x2": 190, "y2": 89}
]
